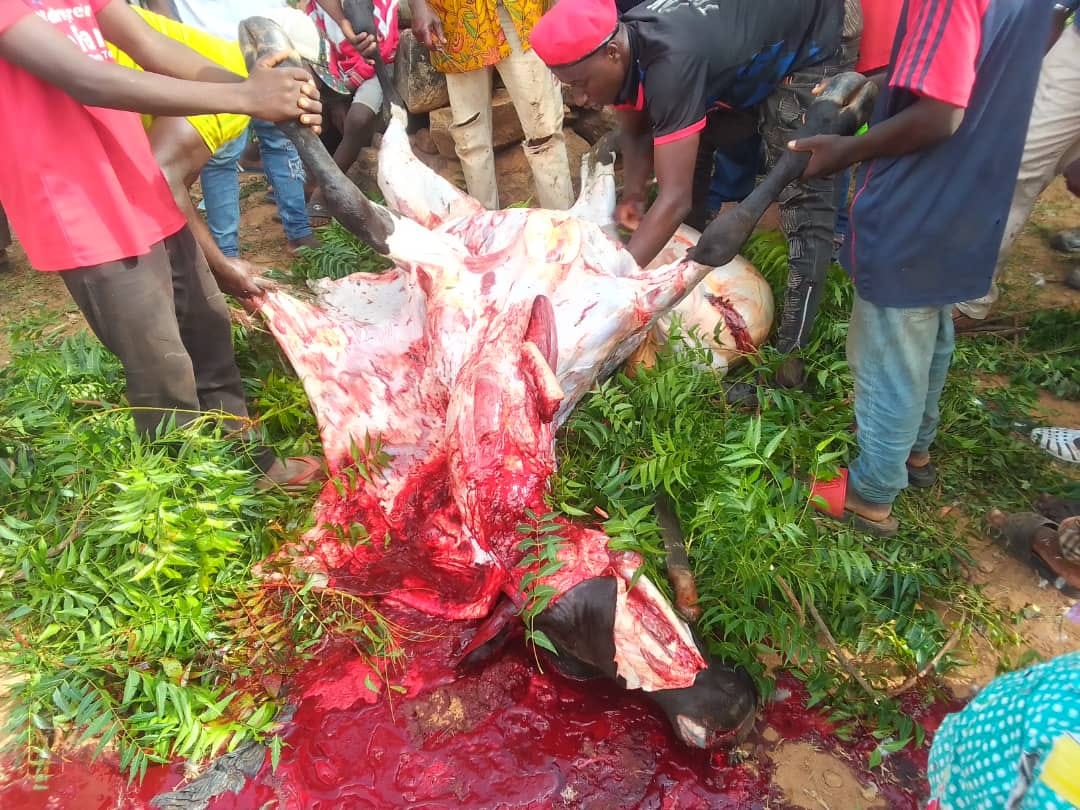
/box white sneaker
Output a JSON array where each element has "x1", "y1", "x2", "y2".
[{"x1": 1031, "y1": 427, "x2": 1080, "y2": 464}]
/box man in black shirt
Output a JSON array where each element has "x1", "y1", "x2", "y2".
[{"x1": 532, "y1": 0, "x2": 856, "y2": 385}]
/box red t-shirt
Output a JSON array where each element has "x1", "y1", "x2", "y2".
[
  {"x1": 0, "y1": 0, "x2": 184, "y2": 272},
  {"x1": 857, "y1": 0, "x2": 905, "y2": 74}
]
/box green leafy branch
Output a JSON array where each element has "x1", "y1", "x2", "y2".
[{"x1": 514, "y1": 508, "x2": 566, "y2": 660}]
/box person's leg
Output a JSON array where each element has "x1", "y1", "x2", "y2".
[
  {"x1": 335, "y1": 80, "x2": 382, "y2": 175},
  {"x1": 846, "y1": 293, "x2": 947, "y2": 514},
  {"x1": 909, "y1": 306, "x2": 955, "y2": 464},
  {"x1": 61, "y1": 240, "x2": 203, "y2": 437},
  {"x1": 445, "y1": 67, "x2": 498, "y2": 209},
  {"x1": 0, "y1": 204, "x2": 10, "y2": 272},
  {"x1": 252, "y1": 118, "x2": 317, "y2": 249},
  {"x1": 199, "y1": 131, "x2": 247, "y2": 258},
  {"x1": 494, "y1": 2, "x2": 573, "y2": 210},
  {"x1": 690, "y1": 110, "x2": 760, "y2": 230},
  {"x1": 763, "y1": 59, "x2": 851, "y2": 378},
  {"x1": 957, "y1": 26, "x2": 1080, "y2": 319},
  {"x1": 163, "y1": 226, "x2": 250, "y2": 423}
]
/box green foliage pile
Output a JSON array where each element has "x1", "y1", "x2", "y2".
[
  {"x1": 551, "y1": 231, "x2": 1077, "y2": 747},
  {"x1": 0, "y1": 225, "x2": 1074, "y2": 784},
  {"x1": 0, "y1": 322, "x2": 397, "y2": 784},
  {"x1": 287, "y1": 220, "x2": 393, "y2": 284}
]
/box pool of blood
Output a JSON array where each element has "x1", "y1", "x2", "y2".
[{"x1": 0, "y1": 609, "x2": 959, "y2": 810}]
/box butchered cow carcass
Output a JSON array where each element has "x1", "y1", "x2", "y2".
[{"x1": 238, "y1": 13, "x2": 877, "y2": 751}]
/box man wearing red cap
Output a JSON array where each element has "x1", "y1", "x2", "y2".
[{"x1": 531, "y1": 0, "x2": 854, "y2": 387}]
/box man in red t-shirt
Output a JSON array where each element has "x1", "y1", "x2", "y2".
[{"x1": 0, "y1": 0, "x2": 325, "y2": 489}]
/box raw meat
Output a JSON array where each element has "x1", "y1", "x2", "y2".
[{"x1": 255, "y1": 113, "x2": 767, "y2": 691}]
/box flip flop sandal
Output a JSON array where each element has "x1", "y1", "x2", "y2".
[
  {"x1": 256, "y1": 456, "x2": 326, "y2": 493},
  {"x1": 1029, "y1": 531, "x2": 1080, "y2": 599},
  {"x1": 809, "y1": 468, "x2": 899, "y2": 538},
  {"x1": 906, "y1": 460, "x2": 937, "y2": 488},
  {"x1": 1030, "y1": 427, "x2": 1080, "y2": 464},
  {"x1": 983, "y1": 509, "x2": 1080, "y2": 596}
]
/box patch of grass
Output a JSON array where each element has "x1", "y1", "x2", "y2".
[
  {"x1": 0, "y1": 323, "x2": 399, "y2": 784},
  {"x1": 551, "y1": 231, "x2": 1075, "y2": 749}
]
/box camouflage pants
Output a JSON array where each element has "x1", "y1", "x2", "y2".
[{"x1": 761, "y1": 48, "x2": 856, "y2": 353}]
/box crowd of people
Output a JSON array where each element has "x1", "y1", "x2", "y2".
[{"x1": 0, "y1": 0, "x2": 1078, "y2": 805}]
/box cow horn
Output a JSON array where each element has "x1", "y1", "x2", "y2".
[
  {"x1": 689, "y1": 72, "x2": 877, "y2": 268},
  {"x1": 238, "y1": 16, "x2": 395, "y2": 253}
]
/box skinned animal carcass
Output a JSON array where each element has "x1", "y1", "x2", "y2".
[
  {"x1": 239, "y1": 14, "x2": 877, "y2": 751},
  {"x1": 659, "y1": 247, "x2": 774, "y2": 372}
]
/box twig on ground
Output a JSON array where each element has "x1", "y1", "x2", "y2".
[
  {"x1": 886, "y1": 620, "x2": 965, "y2": 697},
  {"x1": 776, "y1": 575, "x2": 882, "y2": 700}
]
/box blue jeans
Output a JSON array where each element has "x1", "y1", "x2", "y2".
[
  {"x1": 199, "y1": 119, "x2": 311, "y2": 256},
  {"x1": 847, "y1": 292, "x2": 955, "y2": 506}
]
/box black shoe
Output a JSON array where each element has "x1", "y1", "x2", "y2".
[
  {"x1": 1049, "y1": 228, "x2": 1080, "y2": 254},
  {"x1": 1067, "y1": 267, "x2": 1080, "y2": 291},
  {"x1": 906, "y1": 461, "x2": 937, "y2": 488}
]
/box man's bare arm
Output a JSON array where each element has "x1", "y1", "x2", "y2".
[
  {"x1": 626, "y1": 134, "x2": 697, "y2": 267},
  {"x1": 0, "y1": 13, "x2": 320, "y2": 123},
  {"x1": 618, "y1": 108, "x2": 655, "y2": 204},
  {"x1": 98, "y1": 0, "x2": 242, "y2": 84},
  {"x1": 790, "y1": 96, "x2": 963, "y2": 179}
]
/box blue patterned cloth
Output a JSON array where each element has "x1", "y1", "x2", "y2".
[{"x1": 927, "y1": 652, "x2": 1080, "y2": 809}]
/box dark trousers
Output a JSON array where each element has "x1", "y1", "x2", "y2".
[
  {"x1": 762, "y1": 52, "x2": 854, "y2": 353},
  {"x1": 690, "y1": 108, "x2": 761, "y2": 228},
  {"x1": 61, "y1": 226, "x2": 274, "y2": 470},
  {"x1": 0, "y1": 204, "x2": 10, "y2": 254}
]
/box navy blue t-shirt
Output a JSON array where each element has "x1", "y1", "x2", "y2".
[
  {"x1": 841, "y1": 0, "x2": 1052, "y2": 308},
  {"x1": 615, "y1": 0, "x2": 844, "y2": 145}
]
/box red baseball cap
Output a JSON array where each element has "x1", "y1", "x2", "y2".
[{"x1": 531, "y1": 0, "x2": 619, "y2": 68}]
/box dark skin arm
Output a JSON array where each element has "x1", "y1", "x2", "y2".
[
  {"x1": 144, "y1": 0, "x2": 180, "y2": 21},
  {"x1": 789, "y1": 96, "x2": 965, "y2": 179},
  {"x1": 98, "y1": 0, "x2": 241, "y2": 84},
  {"x1": 315, "y1": 0, "x2": 378, "y2": 58},
  {"x1": 147, "y1": 117, "x2": 272, "y2": 302},
  {"x1": 0, "y1": 2, "x2": 321, "y2": 124},
  {"x1": 625, "y1": 134, "x2": 697, "y2": 267},
  {"x1": 410, "y1": 0, "x2": 446, "y2": 50},
  {"x1": 615, "y1": 108, "x2": 654, "y2": 231}
]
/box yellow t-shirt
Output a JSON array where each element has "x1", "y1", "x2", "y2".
[{"x1": 108, "y1": 7, "x2": 250, "y2": 155}]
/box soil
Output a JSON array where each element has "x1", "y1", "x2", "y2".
[{"x1": 0, "y1": 169, "x2": 1077, "y2": 809}]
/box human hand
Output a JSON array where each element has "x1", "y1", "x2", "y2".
[
  {"x1": 411, "y1": 0, "x2": 445, "y2": 51},
  {"x1": 243, "y1": 50, "x2": 323, "y2": 131},
  {"x1": 615, "y1": 198, "x2": 645, "y2": 232},
  {"x1": 213, "y1": 257, "x2": 276, "y2": 302},
  {"x1": 786, "y1": 134, "x2": 855, "y2": 179},
  {"x1": 340, "y1": 20, "x2": 378, "y2": 63}
]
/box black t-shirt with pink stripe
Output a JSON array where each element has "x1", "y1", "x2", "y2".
[{"x1": 614, "y1": 0, "x2": 844, "y2": 145}]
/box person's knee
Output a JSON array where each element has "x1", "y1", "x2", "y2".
[{"x1": 450, "y1": 111, "x2": 491, "y2": 156}]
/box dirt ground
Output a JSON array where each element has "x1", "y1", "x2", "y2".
[{"x1": 0, "y1": 173, "x2": 1078, "y2": 809}]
